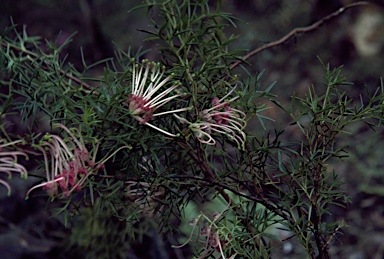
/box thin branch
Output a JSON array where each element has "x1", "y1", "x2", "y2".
[
  {"x1": 167, "y1": 174, "x2": 291, "y2": 222},
  {"x1": 230, "y1": 1, "x2": 369, "y2": 70},
  {"x1": 0, "y1": 42, "x2": 95, "y2": 92}
]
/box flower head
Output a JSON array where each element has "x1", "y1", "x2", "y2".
[
  {"x1": 0, "y1": 139, "x2": 28, "y2": 195},
  {"x1": 125, "y1": 60, "x2": 189, "y2": 137},
  {"x1": 26, "y1": 124, "x2": 130, "y2": 199},
  {"x1": 175, "y1": 86, "x2": 247, "y2": 149}
]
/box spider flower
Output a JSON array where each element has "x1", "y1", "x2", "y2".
[
  {"x1": 26, "y1": 124, "x2": 130, "y2": 199},
  {"x1": 175, "y1": 86, "x2": 247, "y2": 149},
  {"x1": 0, "y1": 139, "x2": 28, "y2": 195},
  {"x1": 125, "y1": 60, "x2": 189, "y2": 137}
]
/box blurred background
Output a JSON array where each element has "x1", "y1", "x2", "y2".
[{"x1": 1, "y1": 0, "x2": 384, "y2": 258}]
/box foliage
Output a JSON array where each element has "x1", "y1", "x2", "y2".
[{"x1": 0, "y1": 0, "x2": 383, "y2": 258}]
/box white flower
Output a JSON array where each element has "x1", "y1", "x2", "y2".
[
  {"x1": 26, "y1": 123, "x2": 130, "y2": 199},
  {"x1": 175, "y1": 86, "x2": 247, "y2": 149},
  {"x1": 125, "y1": 60, "x2": 189, "y2": 137},
  {"x1": 0, "y1": 139, "x2": 28, "y2": 195}
]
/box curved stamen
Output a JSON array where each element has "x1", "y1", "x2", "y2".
[
  {"x1": 174, "y1": 87, "x2": 247, "y2": 149},
  {"x1": 26, "y1": 124, "x2": 130, "y2": 199},
  {"x1": 126, "y1": 61, "x2": 189, "y2": 137}
]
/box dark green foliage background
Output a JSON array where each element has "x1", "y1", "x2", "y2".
[{"x1": 1, "y1": 0, "x2": 383, "y2": 258}]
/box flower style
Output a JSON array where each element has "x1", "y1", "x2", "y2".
[
  {"x1": 26, "y1": 124, "x2": 130, "y2": 199},
  {"x1": 175, "y1": 86, "x2": 247, "y2": 149},
  {"x1": 125, "y1": 59, "x2": 190, "y2": 137},
  {"x1": 0, "y1": 139, "x2": 28, "y2": 195}
]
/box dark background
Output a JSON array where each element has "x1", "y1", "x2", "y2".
[{"x1": 1, "y1": 0, "x2": 384, "y2": 258}]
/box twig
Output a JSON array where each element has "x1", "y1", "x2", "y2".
[
  {"x1": 230, "y1": 1, "x2": 369, "y2": 70},
  {"x1": 0, "y1": 42, "x2": 95, "y2": 92}
]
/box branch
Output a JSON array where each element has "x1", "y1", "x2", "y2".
[
  {"x1": 168, "y1": 174, "x2": 291, "y2": 222},
  {"x1": 230, "y1": 1, "x2": 369, "y2": 70},
  {"x1": 0, "y1": 41, "x2": 95, "y2": 92}
]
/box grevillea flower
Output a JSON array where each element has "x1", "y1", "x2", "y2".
[
  {"x1": 125, "y1": 59, "x2": 190, "y2": 137},
  {"x1": 26, "y1": 124, "x2": 130, "y2": 199},
  {"x1": 0, "y1": 139, "x2": 28, "y2": 195},
  {"x1": 175, "y1": 86, "x2": 247, "y2": 149}
]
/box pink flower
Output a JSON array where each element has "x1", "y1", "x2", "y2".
[
  {"x1": 125, "y1": 60, "x2": 190, "y2": 137},
  {"x1": 175, "y1": 86, "x2": 247, "y2": 149},
  {"x1": 26, "y1": 124, "x2": 130, "y2": 199}
]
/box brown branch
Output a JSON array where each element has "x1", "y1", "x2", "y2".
[
  {"x1": 96, "y1": 172, "x2": 293, "y2": 226},
  {"x1": 229, "y1": 1, "x2": 369, "y2": 70},
  {"x1": 166, "y1": 173, "x2": 292, "y2": 225}
]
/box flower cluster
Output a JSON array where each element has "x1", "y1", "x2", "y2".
[
  {"x1": 124, "y1": 59, "x2": 247, "y2": 147},
  {"x1": 175, "y1": 86, "x2": 247, "y2": 149},
  {"x1": 0, "y1": 139, "x2": 28, "y2": 195},
  {"x1": 125, "y1": 60, "x2": 190, "y2": 137},
  {"x1": 26, "y1": 124, "x2": 129, "y2": 199}
]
